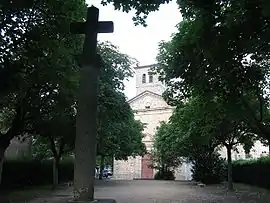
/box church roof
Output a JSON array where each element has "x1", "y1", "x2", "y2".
[
  {"x1": 134, "y1": 64, "x2": 158, "y2": 70},
  {"x1": 127, "y1": 90, "x2": 162, "y2": 104}
]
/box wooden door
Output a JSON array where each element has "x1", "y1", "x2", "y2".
[{"x1": 141, "y1": 154, "x2": 153, "y2": 179}]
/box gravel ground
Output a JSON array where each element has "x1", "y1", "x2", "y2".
[{"x1": 25, "y1": 180, "x2": 270, "y2": 203}]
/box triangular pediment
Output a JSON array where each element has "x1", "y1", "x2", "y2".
[{"x1": 128, "y1": 90, "x2": 171, "y2": 110}]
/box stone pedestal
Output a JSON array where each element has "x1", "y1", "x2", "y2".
[
  {"x1": 68, "y1": 199, "x2": 116, "y2": 203},
  {"x1": 93, "y1": 200, "x2": 116, "y2": 203}
]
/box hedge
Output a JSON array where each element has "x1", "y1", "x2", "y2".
[
  {"x1": 154, "y1": 170, "x2": 175, "y2": 180},
  {"x1": 1, "y1": 159, "x2": 74, "y2": 190},
  {"x1": 232, "y1": 156, "x2": 270, "y2": 189}
]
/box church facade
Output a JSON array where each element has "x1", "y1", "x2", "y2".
[
  {"x1": 112, "y1": 64, "x2": 269, "y2": 180},
  {"x1": 113, "y1": 64, "x2": 192, "y2": 180}
]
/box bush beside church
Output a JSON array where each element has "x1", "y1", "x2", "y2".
[
  {"x1": 154, "y1": 170, "x2": 175, "y2": 180},
  {"x1": 191, "y1": 153, "x2": 227, "y2": 185}
]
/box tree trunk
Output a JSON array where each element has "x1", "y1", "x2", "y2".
[
  {"x1": 161, "y1": 164, "x2": 165, "y2": 177},
  {"x1": 52, "y1": 156, "x2": 60, "y2": 189},
  {"x1": 268, "y1": 139, "x2": 270, "y2": 155},
  {"x1": 73, "y1": 59, "x2": 100, "y2": 201},
  {"x1": 0, "y1": 147, "x2": 5, "y2": 186},
  {"x1": 226, "y1": 146, "x2": 233, "y2": 191},
  {"x1": 0, "y1": 135, "x2": 12, "y2": 187},
  {"x1": 111, "y1": 156, "x2": 114, "y2": 177},
  {"x1": 99, "y1": 155, "x2": 105, "y2": 180}
]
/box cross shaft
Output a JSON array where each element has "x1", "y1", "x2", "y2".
[{"x1": 70, "y1": 6, "x2": 114, "y2": 202}]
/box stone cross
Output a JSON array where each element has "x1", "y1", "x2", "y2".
[
  {"x1": 70, "y1": 6, "x2": 113, "y2": 202},
  {"x1": 70, "y1": 6, "x2": 113, "y2": 65}
]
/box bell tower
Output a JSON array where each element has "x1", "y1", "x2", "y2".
[{"x1": 135, "y1": 64, "x2": 166, "y2": 96}]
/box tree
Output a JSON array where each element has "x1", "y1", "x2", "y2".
[
  {"x1": 0, "y1": 0, "x2": 86, "y2": 184},
  {"x1": 186, "y1": 95, "x2": 255, "y2": 190},
  {"x1": 152, "y1": 95, "x2": 227, "y2": 183},
  {"x1": 155, "y1": 0, "x2": 270, "y2": 106},
  {"x1": 31, "y1": 137, "x2": 53, "y2": 161},
  {"x1": 154, "y1": 93, "x2": 254, "y2": 189},
  {"x1": 152, "y1": 121, "x2": 182, "y2": 175},
  {"x1": 100, "y1": 0, "x2": 175, "y2": 26},
  {"x1": 154, "y1": 0, "x2": 270, "y2": 189},
  {"x1": 27, "y1": 40, "x2": 144, "y2": 187},
  {"x1": 240, "y1": 89, "x2": 270, "y2": 148},
  {"x1": 96, "y1": 42, "x2": 146, "y2": 178},
  {"x1": 31, "y1": 99, "x2": 76, "y2": 188},
  {"x1": 211, "y1": 103, "x2": 254, "y2": 191}
]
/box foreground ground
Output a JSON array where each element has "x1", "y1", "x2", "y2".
[{"x1": 7, "y1": 180, "x2": 270, "y2": 203}]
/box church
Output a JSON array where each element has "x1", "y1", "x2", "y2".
[
  {"x1": 112, "y1": 64, "x2": 269, "y2": 180},
  {"x1": 113, "y1": 64, "x2": 192, "y2": 180}
]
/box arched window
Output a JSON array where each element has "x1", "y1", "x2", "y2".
[
  {"x1": 142, "y1": 74, "x2": 146, "y2": 83},
  {"x1": 149, "y1": 72, "x2": 153, "y2": 83}
]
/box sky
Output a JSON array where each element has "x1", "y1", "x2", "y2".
[{"x1": 87, "y1": 0, "x2": 182, "y2": 99}]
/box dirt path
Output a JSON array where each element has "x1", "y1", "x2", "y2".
[{"x1": 25, "y1": 180, "x2": 270, "y2": 203}]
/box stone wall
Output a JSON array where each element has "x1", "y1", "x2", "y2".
[
  {"x1": 113, "y1": 156, "x2": 142, "y2": 180},
  {"x1": 5, "y1": 137, "x2": 32, "y2": 160},
  {"x1": 175, "y1": 162, "x2": 192, "y2": 181},
  {"x1": 219, "y1": 140, "x2": 269, "y2": 160},
  {"x1": 134, "y1": 108, "x2": 173, "y2": 136}
]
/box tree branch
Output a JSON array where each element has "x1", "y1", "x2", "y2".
[
  {"x1": 256, "y1": 89, "x2": 263, "y2": 122},
  {"x1": 48, "y1": 135, "x2": 58, "y2": 158},
  {"x1": 58, "y1": 138, "x2": 66, "y2": 158},
  {"x1": 241, "y1": 90, "x2": 263, "y2": 123}
]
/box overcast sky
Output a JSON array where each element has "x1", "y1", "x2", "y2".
[{"x1": 87, "y1": 0, "x2": 182, "y2": 99}]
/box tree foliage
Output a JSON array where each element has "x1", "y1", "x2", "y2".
[
  {"x1": 100, "y1": 0, "x2": 174, "y2": 26},
  {"x1": 96, "y1": 42, "x2": 146, "y2": 161},
  {"x1": 30, "y1": 41, "x2": 146, "y2": 164},
  {"x1": 153, "y1": 0, "x2": 270, "y2": 188},
  {"x1": 0, "y1": 0, "x2": 86, "y2": 186},
  {"x1": 153, "y1": 93, "x2": 257, "y2": 187},
  {"x1": 152, "y1": 121, "x2": 182, "y2": 171},
  {"x1": 0, "y1": 0, "x2": 85, "y2": 144},
  {"x1": 1, "y1": 0, "x2": 147, "y2": 188},
  {"x1": 156, "y1": 1, "x2": 270, "y2": 104}
]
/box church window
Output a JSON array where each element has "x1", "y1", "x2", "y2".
[
  {"x1": 149, "y1": 72, "x2": 153, "y2": 83},
  {"x1": 142, "y1": 74, "x2": 146, "y2": 83},
  {"x1": 145, "y1": 102, "x2": 150, "y2": 109}
]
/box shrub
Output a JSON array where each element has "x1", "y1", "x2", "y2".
[
  {"x1": 232, "y1": 156, "x2": 270, "y2": 189},
  {"x1": 191, "y1": 152, "x2": 226, "y2": 184},
  {"x1": 1, "y1": 159, "x2": 74, "y2": 190},
  {"x1": 154, "y1": 170, "x2": 175, "y2": 180}
]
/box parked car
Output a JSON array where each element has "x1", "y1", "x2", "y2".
[{"x1": 106, "y1": 168, "x2": 113, "y2": 176}]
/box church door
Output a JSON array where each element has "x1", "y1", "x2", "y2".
[{"x1": 141, "y1": 154, "x2": 153, "y2": 179}]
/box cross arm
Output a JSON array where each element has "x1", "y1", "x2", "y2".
[{"x1": 70, "y1": 21, "x2": 114, "y2": 34}]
